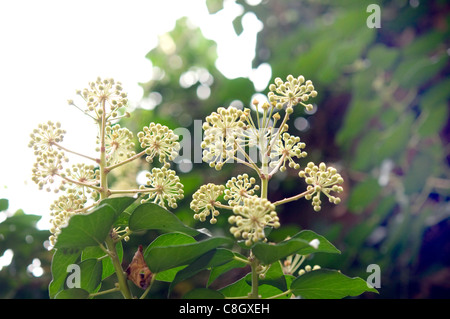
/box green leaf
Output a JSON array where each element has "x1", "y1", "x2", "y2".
[
  {"x1": 169, "y1": 248, "x2": 235, "y2": 295},
  {"x1": 49, "y1": 249, "x2": 81, "y2": 299},
  {"x1": 376, "y1": 114, "x2": 414, "y2": 162},
  {"x1": 77, "y1": 258, "x2": 103, "y2": 293},
  {"x1": 144, "y1": 236, "x2": 232, "y2": 273},
  {"x1": 54, "y1": 288, "x2": 90, "y2": 299},
  {"x1": 128, "y1": 202, "x2": 203, "y2": 236},
  {"x1": 291, "y1": 230, "x2": 341, "y2": 255},
  {"x1": 253, "y1": 230, "x2": 339, "y2": 265},
  {"x1": 208, "y1": 253, "x2": 248, "y2": 287},
  {"x1": 183, "y1": 288, "x2": 225, "y2": 299},
  {"x1": 392, "y1": 54, "x2": 447, "y2": 89},
  {"x1": 54, "y1": 197, "x2": 136, "y2": 250},
  {"x1": 290, "y1": 269, "x2": 378, "y2": 299},
  {"x1": 245, "y1": 261, "x2": 288, "y2": 293},
  {"x1": 82, "y1": 242, "x2": 123, "y2": 280},
  {"x1": 219, "y1": 276, "x2": 251, "y2": 298},
  {"x1": 417, "y1": 102, "x2": 448, "y2": 137}
]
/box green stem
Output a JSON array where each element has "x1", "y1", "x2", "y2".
[
  {"x1": 105, "y1": 236, "x2": 133, "y2": 299},
  {"x1": 89, "y1": 286, "x2": 121, "y2": 298},
  {"x1": 267, "y1": 289, "x2": 292, "y2": 299},
  {"x1": 249, "y1": 256, "x2": 260, "y2": 299},
  {"x1": 97, "y1": 100, "x2": 132, "y2": 299}
]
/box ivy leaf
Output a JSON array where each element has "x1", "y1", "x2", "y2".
[
  {"x1": 144, "y1": 236, "x2": 232, "y2": 273},
  {"x1": 290, "y1": 269, "x2": 378, "y2": 299},
  {"x1": 128, "y1": 202, "x2": 207, "y2": 236}
]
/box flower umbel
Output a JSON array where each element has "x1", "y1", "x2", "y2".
[
  {"x1": 102, "y1": 124, "x2": 136, "y2": 166},
  {"x1": 28, "y1": 121, "x2": 66, "y2": 155},
  {"x1": 299, "y1": 162, "x2": 344, "y2": 211},
  {"x1": 269, "y1": 132, "x2": 307, "y2": 172},
  {"x1": 77, "y1": 77, "x2": 128, "y2": 120},
  {"x1": 190, "y1": 183, "x2": 225, "y2": 224},
  {"x1": 268, "y1": 74, "x2": 317, "y2": 110},
  {"x1": 139, "y1": 166, "x2": 184, "y2": 209},
  {"x1": 224, "y1": 174, "x2": 260, "y2": 206},
  {"x1": 138, "y1": 123, "x2": 180, "y2": 164},
  {"x1": 201, "y1": 106, "x2": 250, "y2": 170},
  {"x1": 229, "y1": 197, "x2": 280, "y2": 246}
]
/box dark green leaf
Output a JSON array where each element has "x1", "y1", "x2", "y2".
[
  {"x1": 49, "y1": 249, "x2": 81, "y2": 299},
  {"x1": 128, "y1": 202, "x2": 202, "y2": 236},
  {"x1": 169, "y1": 248, "x2": 234, "y2": 294},
  {"x1": 208, "y1": 252, "x2": 248, "y2": 287},
  {"x1": 290, "y1": 269, "x2": 378, "y2": 299},
  {"x1": 252, "y1": 238, "x2": 311, "y2": 265},
  {"x1": 253, "y1": 230, "x2": 339, "y2": 265},
  {"x1": 55, "y1": 288, "x2": 90, "y2": 299},
  {"x1": 77, "y1": 258, "x2": 102, "y2": 293},
  {"x1": 144, "y1": 236, "x2": 232, "y2": 273},
  {"x1": 417, "y1": 102, "x2": 448, "y2": 137},
  {"x1": 82, "y1": 242, "x2": 123, "y2": 280},
  {"x1": 291, "y1": 230, "x2": 341, "y2": 255}
]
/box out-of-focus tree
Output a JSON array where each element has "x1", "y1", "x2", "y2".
[{"x1": 0, "y1": 199, "x2": 51, "y2": 298}]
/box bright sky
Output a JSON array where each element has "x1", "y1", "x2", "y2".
[{"x1": 0, "y1": 0, "x2": 267, "y2": 228}]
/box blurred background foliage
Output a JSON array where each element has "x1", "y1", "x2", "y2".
[{"x1": 1, "y1": 0, "x2": 449, "y2": 298}]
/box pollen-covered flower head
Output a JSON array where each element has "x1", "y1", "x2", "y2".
[
  {"x1": 224, "y1": 174, "x2": 260, "y2": 206},
  {"x1": 201, "y1": 106, "x2": 250, "y2": 170},
  {"x1": 139, "y1": 165, "x2": 184, "y2": 209},
  {"x1": 78, "y1": 77, "x2": 128, "y2": 119},
  {"x1": 268, "y1": 74, "x2": 317, "y2": 111},
  {"x1": 190, "y1": 183, "x2": 225, "y2": 224},
  {"x1": 270, "y1": 132, "x2": 307, "y2": 171},
  {"x1": 28, "y1": 121, "x2": 66, "y2": 155},
  {"x1": 229, "y1": 197, "x2": 280, "y2": 246},
  {"x1": 101, "y1": 124, "x2": 136, "y2": 166},
  {"x1": 138, "y1": 123, "x2": 180, "y2": 164},
  {"x1": 299, "y1": 162, "x2": 344, "y2": 211}
]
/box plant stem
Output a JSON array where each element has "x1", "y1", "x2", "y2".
[
  {"x1": 249, "y1": 255, "x2": 260, "y2": 299},
  {"x1": 272, "y1": 188, "x2": 314, "y2": 206},
  {"x1": 267, "y1": 289, "x2": 292, "y2": 299},
  {"x1": 105, "y1": 236, "x2": 133, "y2": 299},
  {"x1": 97, "y1": 100, "x2": 132, "y2": 299}
]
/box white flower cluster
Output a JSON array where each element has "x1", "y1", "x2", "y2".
[
  {"x1": 29, "y1": 77, "x2": 184, "y2": 247},
  {"x1": 139, "y1": 166, "x2": 184, "y2": 209},
  {"x1": 229, "y1": 197, "x2": 280, "y2": 246},
  {"x1": 299, "y1": 162, "x2": 344, "y2": 211},
  {"x1": 268, "y1": 74, "x2": 317, "y2": 111}
]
